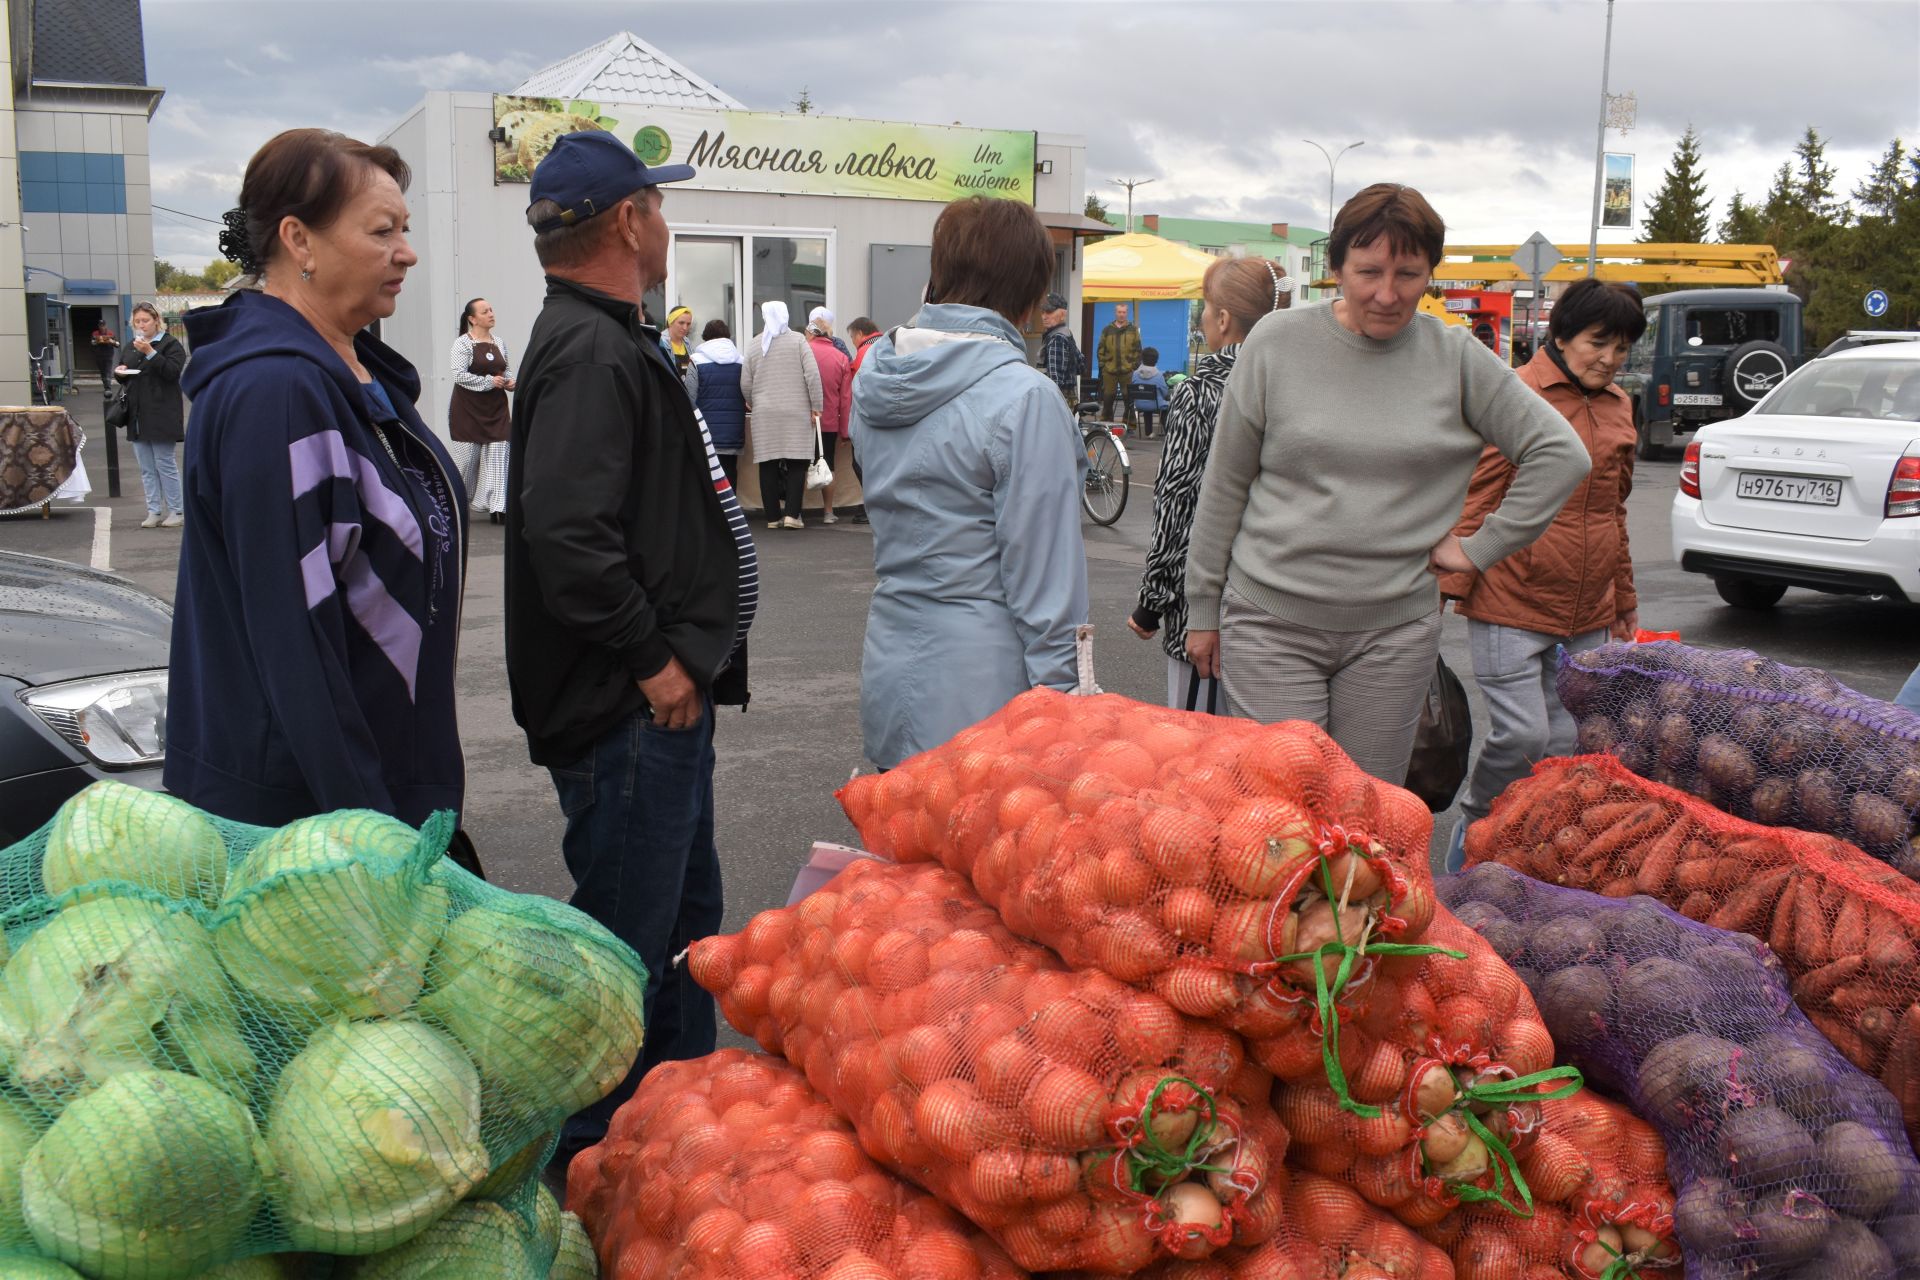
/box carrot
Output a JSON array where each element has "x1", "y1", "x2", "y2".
[
  {"x1": 1705, "y1": 866, "x2": 1791, "y2": 935},
  {"x1": 1577, "y1": 802, "x2": 1644, "y2": 836},
  {"x1": 1580, "y1": 804, "x2": 1669, "y2": 865},
  {"x1": 1598, "y1": 878, "x2": 1637, "y2": 898},
  {"x1": 1769, "y1": 878, "x2": 1800, "y2": 958},
  {"x1": 1675, "y1": 856, "x2": 1738, "y2": 895},
  {"x1": 1679, "y1": 892, "x2": 1714, "y2": 921},
  {"x1": 1858, "y1": 1005, "x2": 1898, "y2": 1050},
  {"x1": 1830, "y1": 894, "x2": 1869, "y2": 960},
  {"x1": 1632, "y1": 820, "x2": 1689, "y2": 896},
  {"x1": 1790, "y1": 955, "x2": 1865, "y2": 1006},
  {"x1": 1793, "y1": 877, "x2": 1830, "y2": 967},
  {"x1": 1809, "y1": 1011, "x2": 1873, "y2": 1069}
]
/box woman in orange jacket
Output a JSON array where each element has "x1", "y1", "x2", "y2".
[{"x1": 1440, "y1": 278, "x2": 1647, "y2": 865}]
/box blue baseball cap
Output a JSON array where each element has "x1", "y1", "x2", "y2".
[{"x1": 528, "y1": 130, "x2": 695, "y2": 233}]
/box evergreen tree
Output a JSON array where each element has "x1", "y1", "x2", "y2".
[
  {"x1": 1639, "y1": 125, "x2": 1712, "y2": 244},
  {"x1": 1718, "y1": 190, "x2": 1765, "y2": 244},
  {"x1": 1854, "y1": 138, "x2": 1911, "y2": 219},
  {"x1": 1792, "y1": 126, "x2": 1842, "y2": 222}
]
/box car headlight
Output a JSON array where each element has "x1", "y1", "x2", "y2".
[{"x1": 19, "y1": 671, "x2": 168, "y2": 768}]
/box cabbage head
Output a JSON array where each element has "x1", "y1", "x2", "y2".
[
  {"x1": 266, "y1": 1018, "x2": 488, "y2": 1255},
  {"x1": 42, "y1": 782, "x2": 228, "y2": 908},
  {"x1": 0, "y1": 1091, "x2": 44, "y2": 1249},
  {"x1": 215, "y1": 812, "x2": 447, "y2": 1022},
  {"x1": 418, "y1": 905, "x2": 645, "y2": 1125},
  {"x1": 185, "y1": 1257, "x2": 299, "y2": 1278},
  {"x1": 342, "y1": 1199, "x2": 541, "y2": 1280},
  {"x1": 21, "y1": 1069, "x2": 265, "y2": 1280},
  {"x1": 0, "y1": 897, "x2": 254, "y2": 1105},
  {"x1": 0, "y1": 1259, "x2": 86, "y2": 1278},
  {"x1": 550, "y1": 1209, "x2": 597, "y2": 1280},
  {"x1": 470, "y1": 1126, "x2": 558, "y2": 1201}
]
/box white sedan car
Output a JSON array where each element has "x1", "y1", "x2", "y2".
[{"x1": 1672, "y1": 344, "x2": 1920, "y2": 608}]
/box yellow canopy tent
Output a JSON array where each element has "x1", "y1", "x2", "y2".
[{"x1": 1082, "y1": 232, "x2": 1220, "y2": 301}]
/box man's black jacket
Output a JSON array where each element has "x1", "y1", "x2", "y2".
[{"x1": 506, "y1": 276, "x2": 742, "y2": 767}]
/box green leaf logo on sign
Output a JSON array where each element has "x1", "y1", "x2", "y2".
[{"x1": 633, "y1": 126, "x2": 673, "y2": 166}]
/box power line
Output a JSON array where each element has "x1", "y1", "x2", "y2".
[{"x1": 150, "y1": 203, "x2": 222, "y2": 225}]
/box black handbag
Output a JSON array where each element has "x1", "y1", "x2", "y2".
[
  {"x1": 104, "y1": 387, "x2": 129, "y2": 431},
  {"x1": 1406, "y1": 656, "x2": 1473, "y2": 812}
]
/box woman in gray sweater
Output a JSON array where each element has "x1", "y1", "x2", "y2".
[
  {"x1": 745, "y1": 299, "x2": 824, "y2": 529},
  {"x1": 1182, "y1": 183, "x2": 1589, "y2": 786}
]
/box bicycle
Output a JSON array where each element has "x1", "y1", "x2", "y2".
[
  {"x1": 28, "y1": 346, "x2": 53, "y2": 406},
  {"x1": 1080, "y1": 420, "x2": 1131, "y2": 526}
]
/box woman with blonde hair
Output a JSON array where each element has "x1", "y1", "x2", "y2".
[{"x1": 1130, "y1": 257, "x2": 1292, "y2": 707}]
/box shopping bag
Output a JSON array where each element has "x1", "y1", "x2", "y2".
[
  {"x1": 805, "y1": 416, "x2": 834, "y2": 491},
  {"x1": 104, "y1": 388, "x2": 129, "y2": 431},
  {"x1": 1405, "y1": 655, "x2": 1472, "y2": 812}
]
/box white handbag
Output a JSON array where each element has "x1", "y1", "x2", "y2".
[{"x1": 805, "y1": 416, "x2": 834, "y2": 491}]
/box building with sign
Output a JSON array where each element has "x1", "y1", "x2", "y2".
[
  {"x1": 379, "y1": 31, "x2": 1098, "y2": 440},
  {"x1": 0, "y1": 0, "x2": 163, "y2": 402}
]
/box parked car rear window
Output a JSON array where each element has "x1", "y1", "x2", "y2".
[
  {"x1": 1760, "y1": 359, "x2": 1920, "y2": 420},
  {"x1": 1685, "y1": 308, "x2": 1782, "y2": 346}
]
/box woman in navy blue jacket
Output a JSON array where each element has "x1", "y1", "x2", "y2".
[
  {"x1": 168, "y1": 128, "x2": 466, "y2": 828},
  {"x1": 691, "y1": 317, "x2": 748, "y2": 485}
]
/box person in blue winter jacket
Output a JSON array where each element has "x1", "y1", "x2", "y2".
[
  {"x1": 691, "y1": 317, "x2": 747, "y2": 485},
  {"x1": 1129, "y1": 346, "x2": 1172, "y2": 436},
  {"x1": 850, "y1": 196, "x2": 1089, "y2": 769},
  {"x1": 167, "y1": 128, "x2": 466, "y2": 829}
]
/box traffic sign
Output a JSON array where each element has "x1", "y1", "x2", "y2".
[
  {"x1": 1511, "y1": 232, "x2": 1564, "y2": 279},
  {"x1": 1866, "y1": 289, "x2": 1890, "y2": 318}
]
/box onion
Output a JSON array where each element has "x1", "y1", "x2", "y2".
[
  {"x1": 1575, "y1": 1225, "x2": 1625, "y2": 1277},
  {"x1": 1409, "y1": 1062, "x2": 1458, "y2": 1121},
  {"x1": 1162, "y1": 1180, "x2": 1225, "y2": 1232},
  {"x1": 1420, "y1": 1111, "x2": 1471, "y2": 1166},
  {"x1": 1432, "y1": 1132, "x2": 1489, "y2": 1182},
  {"x1": 1323, "y1": 849, "x2": 1384, "y2": 902}
]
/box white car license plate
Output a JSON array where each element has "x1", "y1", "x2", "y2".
[
  {"x1": 1736, "y1": 473, "x2": 1842, "y2": 506},
  {"x1": 1673, "y1": 393, "x2": 1722, "y2": 406}
]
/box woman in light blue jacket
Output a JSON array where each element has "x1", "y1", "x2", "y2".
[{"x1": 850, "y1": 196, "x2": 1089, "y2": 768}]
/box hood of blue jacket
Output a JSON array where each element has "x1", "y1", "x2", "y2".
[
  {"x1": 181, "y1": 290, "x2": 421, "y2": 405},
  {"x1": 855, "y1": 304, "x2": 1030, "y2": 429}
]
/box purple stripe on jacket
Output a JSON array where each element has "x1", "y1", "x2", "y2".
[
  {"x1": 286, "y1": 429, "x2": 424, "y2": 559},
  {"x1": 339, "y1": 553, "x2": 424, "y2": 699}
]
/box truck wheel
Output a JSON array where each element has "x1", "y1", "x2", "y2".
[
  {"x1": 1714, "y1": 577, "x2": 1787, "y2": 609},
  {"x1": 1723, "y1": 340, "x2": 1792, "y2": 410}
]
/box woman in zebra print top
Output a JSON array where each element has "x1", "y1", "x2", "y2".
[{"x1": 1130, "y1": 256, "x2": 1293, "y2": 708}]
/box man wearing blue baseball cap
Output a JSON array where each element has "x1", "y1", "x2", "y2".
[{"x1": 503, "y1": 128, "x2": 759, "y2": 1170}]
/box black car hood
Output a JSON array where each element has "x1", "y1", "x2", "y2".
[{"x1": 0, "y1": 552, "x2": 171, "y2": 686}]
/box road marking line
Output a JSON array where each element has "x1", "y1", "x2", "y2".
[{"x1": 90, "y1": 506, "x2": 111, "y2": 571}]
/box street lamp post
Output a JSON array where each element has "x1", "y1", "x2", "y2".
[
  {"x1": 1302, "y1": 139, "x2": 1365, "y2": 237},
  {"x1": 1584, "y1": 0, "x2": 1618, "y2": 278},
  {"x1": 1109, "y1": 176, "x2": 1156, "y2": 233}
]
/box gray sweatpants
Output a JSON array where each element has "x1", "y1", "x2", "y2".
[
  {"x1": 1459, "y1": 619, "x2": 1608, "y2": 819},
  {"x1": 1218, "y1": 584, "x2": 1442, "y2": 786}
]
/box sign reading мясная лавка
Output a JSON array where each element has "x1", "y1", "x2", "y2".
[{"x1": 493, "y1": 96, "x2": 1037, "y2": 204}]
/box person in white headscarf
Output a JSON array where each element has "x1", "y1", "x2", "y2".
[
  {"x1": 744, "y1": 300, "x2": 824, "y2": 529},
  {"x1": 805, "y1": 306, "x2": 854, "y2": 524},
  {"x1": 808, "y1": 305, "x2": 853, "y2": 362}
]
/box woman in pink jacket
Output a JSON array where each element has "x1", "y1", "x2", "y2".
[{"x1": 806, "y1": 307, "x2": 854, "y2": 524}]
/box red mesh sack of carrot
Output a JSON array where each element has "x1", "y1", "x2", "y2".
[
  {"x1": 1444, "y1": 862, "x2": 1920, "y2": 1280},
  {"x1": 686, "y1": 859, "x2": 1290, "y2": 1273},
  {"x1": 1277, "y1": 904, "x2": 1584, "y2": 1233},
  {"x1": 1465, "y1": 752, "x2": 1920, "y2": 1148},
  {"x1": 564, "y1": 1048, "x2": 1029, "y2": 1280},
  {"x1": 1417, "y1": 1092, "x2": 1678, "y2": 1280},
  {"x1": 835, "y1": 688, "x2": 1440, "y2": 1074},
  {"x1": 1098, "y1": 1172, "x2": 1455, "y2": 1279},
  {"x1": 1556, "y1": 641, "x2": 1920, "y2": 876}
]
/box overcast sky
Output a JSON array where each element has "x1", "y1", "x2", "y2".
[{"x1": 143, "y1": 0, "x2": 1919, "y2": 269}]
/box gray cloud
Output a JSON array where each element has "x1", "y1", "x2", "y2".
[{"x1": 143, "y1": 0, "x2": 1917, "y2": 266}]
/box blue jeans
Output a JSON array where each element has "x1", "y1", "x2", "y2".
[
  {"x1": 131, "y1": 439, "x2": 182, "y2": 515},
  {"x1": 547, "y1": 698, "x2": 723, "y2": 1148},
  {"x1": 1897, "y1": 661, "x2": 1920, "y2": 713}
]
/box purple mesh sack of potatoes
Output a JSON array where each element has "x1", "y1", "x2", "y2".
[
  {"x1": 1443, "y1": 862, "x2": 1920, "y2": 1280},
  {"x1": 1556, "y1": 640, "x2": 1920, "y2": 878}
]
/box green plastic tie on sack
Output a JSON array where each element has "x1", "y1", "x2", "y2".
[
  {"x1": 1456, "y1": 1064, "x2": 1586, "y2": 1113},
  {"x1": 1445, "y1": 1107, "x2": 1536, "y2": 1218},
  {"x1": 1125, "y1": 1075, "x2": 1227, "y2": 1193}
]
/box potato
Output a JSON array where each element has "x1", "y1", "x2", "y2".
[
  {"x1": 1672, "y1": 1176, "x2": 1744, "y2": 1256},
  {"x1": 1527, "y1": 916, "x2": 1603, "y2": 970},
  {"x1": 1534, "y1": 966, "x2": 1611, "y2": 1055},
  {"x1": 1720, "y1": 1104, "x2": 1815, "y2": 1193},
  {"x1": 1796, "y1": 768, "x2": 1846, "y2": 831},
  {"x1": 1697, "y1": 734, "x2": 1759, "y2": 796},
  {"x1": 1782, "y1": 1218, "x2": 1897, "y2": 1280},
  {"x1": 1655, "y1": 712, "x2": 1697, "y2": 766},
  {"x1": 1638, "y1": 1033, "x2": 1740, "y2": 1128},
  {"x1": 1818, "y1": 1120, "x2": 1908, "y2": 1219},
  {"x1": 1577, "y1": 714, "x2": 1619, "y2": 755},
  {"x1": 1851, "y1": 792, "x2": 1911, "y2": 853},
  {"x1": 1752, "y1": 775, "x2": 1796, "y2": 826}
]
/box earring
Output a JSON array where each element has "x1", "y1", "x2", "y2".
[{"x1": 300, "y1": 266, "x2": 313, "y2": 282}]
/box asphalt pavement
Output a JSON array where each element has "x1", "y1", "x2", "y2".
[{"x1": 7, "y1": 394, "x2": 1918, "y2": 1023}]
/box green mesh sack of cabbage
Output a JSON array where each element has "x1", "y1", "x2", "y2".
[{"x1": 0, "y1": 779, "x2": 642, "y2": 1279}]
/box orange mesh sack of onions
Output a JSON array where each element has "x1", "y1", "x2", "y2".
[
  {"x1": 835, "y1": 689, "x2": 1440, "y2": 1065},
  {"x1": 1095, "y1": 1171, "x2": 1456, "y2": 1279},
  {"x1": 687, "y1": 859, "x2": 1290, "y2": 1273},
  {"x1": 1417, "y1": 1092, "x2": 1679, "y2": 1280},
  {"x1": 1278, "y1": 904, "x2": 1584, "y2": 1234},
  {"x1": 564, "y1": 1048, "x2": 1028, "y2": 1280}
]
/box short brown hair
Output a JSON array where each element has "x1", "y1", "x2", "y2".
[
  {"x1": 1202, "y1": 257, "x2": 1291, "y2": 336},
  {"x1": 1329, "y1": 183, "x2": 1445, "y2": 272},
  {"x1": 528, "y1": 185, "x2": 650, "y2": 270},
  {"x1": 926, "y1": 197, "x2": 1054, "y2": 324},
  {"x1": 1549, "y1": 277, "x2": 1647, "y2": 344},
  {"x1": 237, "y1": 129, "x2": 410, "y2": 273},
  {"x1": 846, "y1": 316, "x2": 879, "y2": 339}
]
